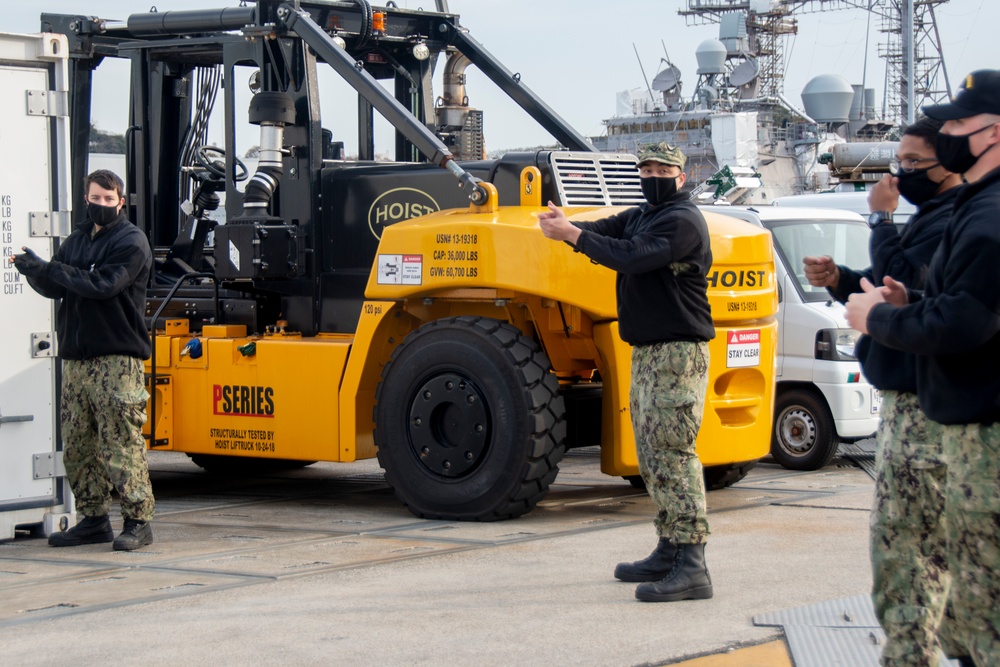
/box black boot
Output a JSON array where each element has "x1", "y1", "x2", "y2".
[
  {"x1": 48, "y1": 515, "x2": 114, "y2": 547},
  {"x1": 113, "y1": 519, "x2": 154, "y2": 551},
  {"x1": 635, "y1": 543, "x2": 713, "y2": 602},
  {"x1": 614, "y1": 537, "x2": 678, "y2": 582}
]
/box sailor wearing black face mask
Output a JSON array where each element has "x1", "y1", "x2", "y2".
[
  {"x1": 843, "y1": 69, "x2": 1000, "y2": 666},
  {"x1": 9, "y1": 169, "x2": 155, "y2": 554},
  {"x1": 806, "y1": 117, "x2": 962, "y2": 666},
  {"x1": 538, "y1": 143, "x2": 715, "y2": 604}
]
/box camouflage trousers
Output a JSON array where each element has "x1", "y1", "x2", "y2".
[
  {"x1": 62, "y1": 356, "x2": 155, "y2": 522},
  {"x1": 870, "y1": 390, "x2": 950, "y2": 667},
  {"x1": 630, "y1": 340, "x2": 710, "y2": 545},
  {"x1": 936, "y1": 421, "x2": 1000, "y2": 664}
]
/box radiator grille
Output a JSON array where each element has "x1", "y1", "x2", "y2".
[{"x1": 550, "y1": 152, "x2": 644, "y2": 207}]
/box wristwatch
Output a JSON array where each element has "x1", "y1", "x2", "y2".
[{"x1": 867, "y1": 210, "x2": 893, "y2": 228}]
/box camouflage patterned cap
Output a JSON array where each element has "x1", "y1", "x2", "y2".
[{"x1": 637, "y1": 142, "x2": 687, "y2": 169}]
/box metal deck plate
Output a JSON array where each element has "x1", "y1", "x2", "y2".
[
  {"x1": 755, "y1": 594, "x2": 959, "y2": 666},
  {"x1": 840, "y1": 440, "x2": 877, "y2": 480}
]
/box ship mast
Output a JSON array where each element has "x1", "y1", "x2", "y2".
[{"x1": 876, "y1": 0, "x2": 952, "y2": 125}]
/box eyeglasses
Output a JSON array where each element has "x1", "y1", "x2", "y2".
[{"x1": 889, "y1": 158, "x2": 939, "y2": 175}]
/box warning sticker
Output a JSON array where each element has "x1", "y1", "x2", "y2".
[
  {"x1": 377, "y1": 254, "x2": 422, "y2": 285},
  {"x1": 726, "y1": 329, "x2": 761, "y2": 368}
]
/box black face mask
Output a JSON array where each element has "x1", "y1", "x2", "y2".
[
  {"x1": 895, "y1": 165, "x2": 943, "y2": 206},
  {"x1": 87, "y1": 201, "x2": 120, "y2": 227},
  {"x1": 640, "y1": 176, "x2": 679, "y2": 206},
  {"x1": 935, "y1": 122, "x2": 997, "y2": 174}
]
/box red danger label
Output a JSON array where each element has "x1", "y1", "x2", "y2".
[
  {"x1": 727, "y1": 329, "x2": 760, "y2": 345},
  {"x1": 726, "y1": 329, "x2": 761, "y2": 368}
]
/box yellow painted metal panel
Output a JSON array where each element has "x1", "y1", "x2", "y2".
[
  {"x1": 142, "y1": 375, "x2": 172, "y2": 447},
  {"x1": 147, "y1": 335, "x2": 350, "y2": 461},
  {"x1": 596, "y1": 316, "x2": 777, "y2": 476},
  {"x1": 672, "y1": 641, "x2": 792, "y2": 667},
  {"x1": 339, "y1": 301, "x2": 414, "y2": 462},
  {"x1": 593, "y1": 322, "x2": 637, "y2": 476},
  {"x1": 365, "y1": 206, "x2": 618, "y2": 319}
]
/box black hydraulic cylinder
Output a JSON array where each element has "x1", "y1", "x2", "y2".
[
  {"x1": 447, "y1": 26, "x2": 596, "y2": 152},
  {"x1": 127, "y1": 7, "x2": 255, "y2": 35},
  {"x1": 276, "y1": 3, "x2": 487, "y2": 204}
]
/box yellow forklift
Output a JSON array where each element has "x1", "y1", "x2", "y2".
[{"x1": 43, "y1": 0, "x2": 777, "y2": 520}]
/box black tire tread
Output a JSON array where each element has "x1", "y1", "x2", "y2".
[
  {"x1": 374, "y1": 316, "x2": 566, "y2": 521},
  {"x1": 703, "y1": 461, "x2": 757, "y2": 491}
]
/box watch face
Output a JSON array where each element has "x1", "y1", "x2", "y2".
[{"x1": 867, "y1": 211, "x2": 886, "y2": 228}]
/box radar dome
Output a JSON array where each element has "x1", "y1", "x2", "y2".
[
  {"x1": 695, "y1": 39, "x2": 727, "y2": 75},
  {"x1": 801, "y1": 74, "x2": 855, "y2": 123}
]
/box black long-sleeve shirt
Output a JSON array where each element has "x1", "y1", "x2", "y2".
[
  {"x1": 829, "y1": 187, "x2": 958, "y2": 392},
  {"x1": 26, "y1": 212, "x2": 152, "y2": 360},
  {"x1": 867, "y1": 166, "x2": 1000, "y2": 424},
  {"x1": 572, "y1": 190, "x2": 715, "y2": 345}
]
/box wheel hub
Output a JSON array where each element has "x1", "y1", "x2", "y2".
[
  {"x1": 778, "y1": 408, "x2": 816, "y2": 455},
  {"x1": 407, "y1": 373, "x2": 490, "y2": 478}
]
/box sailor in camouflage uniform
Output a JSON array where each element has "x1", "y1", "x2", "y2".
[
  {"x1": 805, "y1": 117, "x2": 962, "y2": 666},
  {"x1": 847, "y1": 70, "x2": 1000, "y2": 665},
  {"x1": 12, "y1": 169, "x2": 155, "y2": 551},
  {"x1": 539, "y1": 143, "x2": 716, "y2": 602}
]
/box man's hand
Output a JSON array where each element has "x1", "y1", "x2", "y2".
[
  {"x1": 868, "y1": 174, "x2": 899, "y2": 214},
  {"x1": 537, "y1": 201, "x2": 582, "y2": 245},
  {"x1": 879, "y1": 275, "x2": 909, "y2": 307},
  {"x1": 802, "y1": 255, "x2": 840, "y2": 288},
  {"x1": 11, "y1": 247, "x2": 48, "y2": 278},
  {"x1": 845, "y1": 278, "x2": 887, "y2": 334}
]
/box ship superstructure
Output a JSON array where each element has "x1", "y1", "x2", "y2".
[{"x1": 593, "y1": 0, "x2": 952, "y2": 203}]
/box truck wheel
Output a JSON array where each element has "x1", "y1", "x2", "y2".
[
  {"x1": 374, "y1": 316, "x2": 566, "y2": 521},
  {"x1": 770, "y1": 388, "x2": 838, "y2": 471}
]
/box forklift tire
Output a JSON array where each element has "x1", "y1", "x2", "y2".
[
  {"x1": 770, "y1": 388, "x2": 838, "y2": 471},
  {"x1": 626, "y1": 461, "x2": 757, "y2": 492},
  {"x1": 188, "y1": 454, "x2": 315, "y2": 475},
  {"x1": 703, "y1": 461, "x2": 757, "y2": 490},
  {"x1": 624, "y1": 475, "x2": 645, "y2": 489},
  {"x1": 374, "y1": 316, "x2": 566, "y2": 521}
]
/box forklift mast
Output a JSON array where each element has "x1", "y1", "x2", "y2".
[
  {"x1": 42, "y1": 1, "x2": 593, "y2": 246},
  {"x1": 41, "y1": 1, "x2": 600, "y2": 337}
]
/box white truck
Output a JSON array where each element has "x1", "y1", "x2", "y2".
[
  {"x1": 0, "y1": 31, "x2": 75, "y2": 539},
  {"x1": 772, "y1": 191, "x2": 916, "y2": 224},
  {"x1": 705, "y1": 206, "x2": 880, "y2": 470}
]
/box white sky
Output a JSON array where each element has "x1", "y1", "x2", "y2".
[{"x1": 5, "y1": 1, "x2": 995, "y2": 154}]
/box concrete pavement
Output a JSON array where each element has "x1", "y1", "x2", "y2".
[{"x1": 0, "y1": 449, "x2": 875, "y2": 666}]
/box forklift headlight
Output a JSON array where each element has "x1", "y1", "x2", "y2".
[
  {"x1": 815, "y1": 328, "x2": 859, "y2": 361},
  {"x1": 412, "y1": 42, "x2": 430, "y2": 61}
]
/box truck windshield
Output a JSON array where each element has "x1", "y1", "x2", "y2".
[{"x1": 768, "y1": 220, "x2": 871, "y2": 303}]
